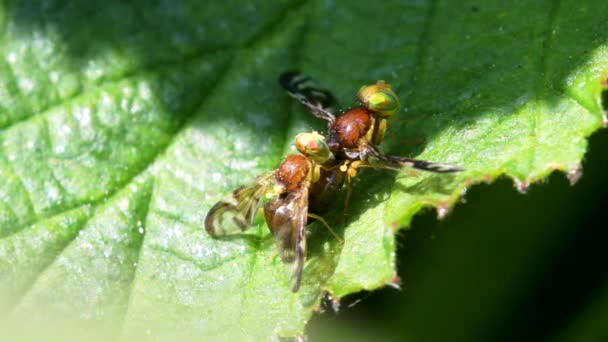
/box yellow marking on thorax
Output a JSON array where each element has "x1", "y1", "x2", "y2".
[
  {"x1": 373, "y1": 118, "x2": 388, "y2": 146},
  {"x1": 307, "y1": 159, "x2": 321, "y2": 186}
]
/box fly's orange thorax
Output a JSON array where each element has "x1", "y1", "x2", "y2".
[
  {"x1": 327, "y1": 107, "x2": 372, "y2": 150},
  {"x1": 276, "y1": 154, "x2": 310, "y2": 192}
]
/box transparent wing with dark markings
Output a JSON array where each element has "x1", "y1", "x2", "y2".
[
  {"x1": 263, "y1": 185, "x2": 309, "y2": 292},
  {"x1": 278, "y1": 71, "x2": 336, "y2": 124},
  {"x1": 388, "y1": 155, "x2": 464, "y2": 173},
  {"x1": 204, "y1": 172, "x2": 277, "y2": 237},
  {"x1": 367, "y1": 144, "x2": 464, "y2": 173}
]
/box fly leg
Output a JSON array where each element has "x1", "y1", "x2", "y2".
[
  {"x1": 339, "y1": 160, "x2": 365, "y2": 225},
  {"x1": 308, "y1": 213, "x2": 343, "y2": 244}
]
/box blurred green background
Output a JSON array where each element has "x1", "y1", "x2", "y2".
[{"x1": 308, "y1": 128, "x2": 608, "y2": 341}]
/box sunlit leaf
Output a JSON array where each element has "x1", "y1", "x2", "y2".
[{"x1": 0, "y1": 0, "x2": 606, "y2": 339}]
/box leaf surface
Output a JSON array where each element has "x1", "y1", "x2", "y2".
[{"x1": 0, "y1": 0, "x2": 606, "y2": 339}]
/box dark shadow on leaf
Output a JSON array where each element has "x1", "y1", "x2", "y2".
[
  {"x1": 6, "y1": 1, "x2": 301, "y2": 71},
  {"x1": 5, "y1": 1, "x2": 607, "y2": 166},
  {"x1": 307, "y1": 127, "x2": 608, "y2": 340},
  {"x1": 209, "y1": 233, "x2": 267, "y2": 245}
]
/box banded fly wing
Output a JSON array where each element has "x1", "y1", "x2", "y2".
[
  {"x1": 263, "y1": 185, "x2": 309, "y2": 292},
  {"x1": 366, "y1": 144, "x2": 464, "y2": 173},
  {"x1": 204, "y1": 172, "x2": 277, "y2": 237},
  {"x1": 387, "y1": 155, "x2": 464, "y2": 173},
  {"x1": 278, "y1": 71, "x2": 336, "y2": 124}
]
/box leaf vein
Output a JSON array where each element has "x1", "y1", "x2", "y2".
[
  {"x1": 240, "y1": 0, "x2": 308, "y2": 49},
  {"x1": 149, "y1": 243, "x2": 246, "y2": 273},
  {"x1": 565, "y1": 89, "x2": 596, "y2": 115},
  {"x1": 238, "y1": 244, "x2": 262, "y2": 328},
  {"x1": 0, "y1": 48, "x2": 233, "y2": 132},
  {"x1": 42, "y1": 115, "x2": 72, "y2": 201},
  {"x1": 119, "y1": 177, "x2": 154, "y2": 333},
  {"x1": 404, "y1": 0, "x2": 437, "y2": 103},
  {"x1": 0, "y1": 58, "x2": 34, "y2": 129},
  {"x1": 531, "y1": 0, "x2": 563, "y2": 174},
  {"x1": 8, "y1": 205, "x2": 94, "y2": 314},
  {"x1": 3, "y1": 55, "x2": 234, "y2": 237},
  {"x1": 0, "y1": 160, "x2": 36, "y2": 235}
]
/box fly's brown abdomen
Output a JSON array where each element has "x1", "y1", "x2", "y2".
[
  {"x1": 308, "y1": 160, "x2": 345, "y2": 213},
  {"x1": 276, "y1": 154, "x2": 309, "y2": 192},
  {"x1": 327, "y1": 107, "x2": 372, "y2": 150}
]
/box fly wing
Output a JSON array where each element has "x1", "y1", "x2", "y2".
[
  {"x1": 278, "y1": 71, "x2": 336, "y2": 124},
  {"x1": 388, "y1": 156, "x2": 464, "y2": 173},
  {"x1": 367, "y1": 144, "x2": 464, "y2": 173},
  {"x1": 204, "y1": 172, "x2": 277, "y2": 237},
  {"x1": 263, "y1": 185, "x2": 309, "y2": 292}
]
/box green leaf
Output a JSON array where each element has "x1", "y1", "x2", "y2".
[{"x1": 0, "y1": 0, "x2": 606, "y2": 340}]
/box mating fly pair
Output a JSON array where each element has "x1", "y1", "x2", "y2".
[
  {"x1": 205, "y1": 73, "x2": 463, "y2": 292},
  {"x1": 279, "y1": 72, "x2": 463, "y2": 215}
]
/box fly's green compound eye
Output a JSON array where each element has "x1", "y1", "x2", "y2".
[
  {"x1": 357, "y1": 81, "x2": 401, "y2": 117},
  {"x1": 294, "y1": 131, "x2": 331, "y2": 163}
]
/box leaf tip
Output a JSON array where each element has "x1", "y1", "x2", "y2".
[
  {"x1": 567, "y1": 165, "x2": 584, "y2": 185},
  {"x1": 513, "y1": 179, "x2": 529, "y2": 194},
  {"x1": 436, "y1": 204, "x2": 451, "y2": 220},
  {"x1": 387, "y1": 274, "x2": 402, "y2": 290}
]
